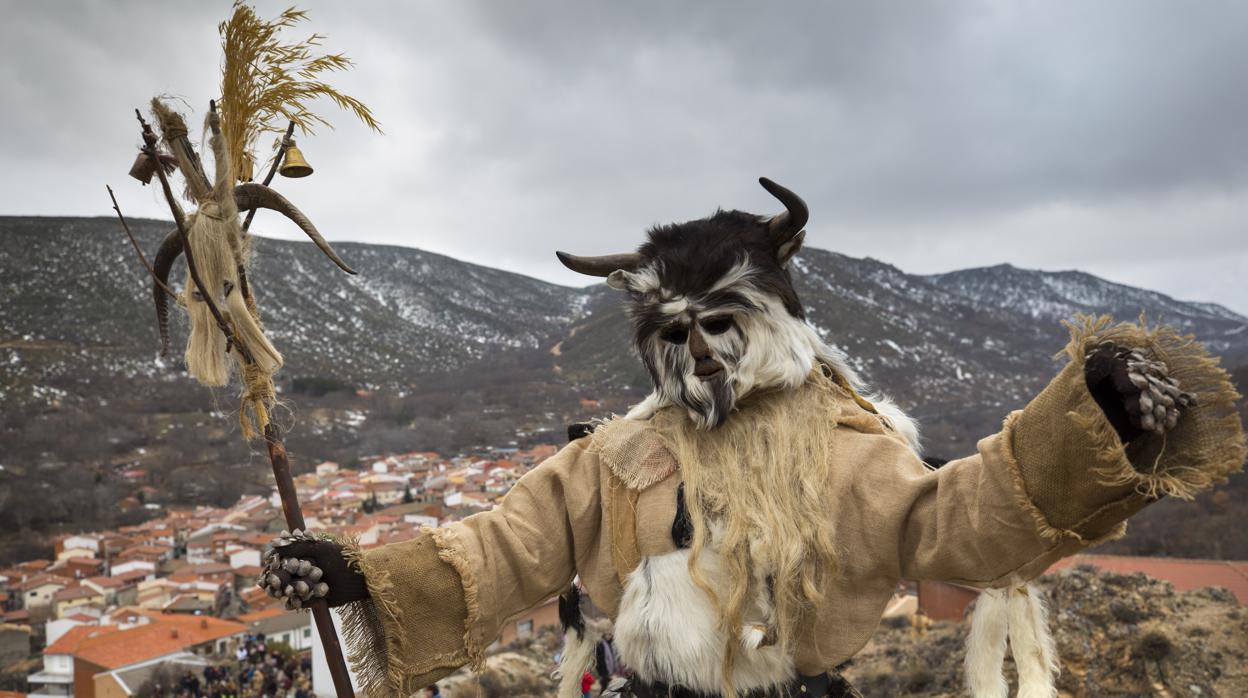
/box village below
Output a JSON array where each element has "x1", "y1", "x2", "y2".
[{"x1": 0, "y1": 442, "x2": 566, "y2": 697}]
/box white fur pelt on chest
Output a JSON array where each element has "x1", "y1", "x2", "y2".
[{"x1": 613, "y1": 548, "x2": 795, "y2": 694}]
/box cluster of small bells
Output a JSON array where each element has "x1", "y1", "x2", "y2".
[
  {"x1": 1091, "y1": 341, "x2": 1195, "y2": 434},
  {"x1": 259, "y1": 528, "x2": 328, "y2": 610}
]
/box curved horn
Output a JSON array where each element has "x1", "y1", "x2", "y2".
[
  {"x1": 759, "y1": 177, "x2": 808, "y2": 246},
  {"x1": 233, "y1": 183, "x2": 357, "y2": 275},
  {"x1": 152, "y1": 229, "x2": 184, "y2": 356},
  {"x1": 555, "y1": 251, "x2": 642, "y2": 278}
]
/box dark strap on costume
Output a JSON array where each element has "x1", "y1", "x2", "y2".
[{"x1": 626, "y1": 671, "x2": 860, "y2": 698}]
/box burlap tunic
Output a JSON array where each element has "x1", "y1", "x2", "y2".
[{"x1": 338, "y1": 317, "x2": 1244, "y2": 696}]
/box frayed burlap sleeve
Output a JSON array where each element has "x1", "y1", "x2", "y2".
[
  {"x1": 339, "y1": 439, "x2": 608, "y2": 696},
  {"x1": 875, "y1": 316, "x2": 1243, "y2": 589},
  {"x1": 339, "y1": 534, "x2": 471, "y2": 696},
  {"x1": 1010, "y1": 315, "x2": 1245, "y2": 543}
]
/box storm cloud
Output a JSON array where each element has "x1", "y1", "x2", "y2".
[{"x1": 3, "y1": 1, "x2": 1246, "y2": 311}]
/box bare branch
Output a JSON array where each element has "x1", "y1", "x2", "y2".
[{"x1": 107, "y1": 184, "x2": 177, "y2": 299}]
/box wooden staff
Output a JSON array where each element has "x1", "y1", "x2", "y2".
[{"x1": 136, "y1": 110, "x2": 357, "y2": 698}]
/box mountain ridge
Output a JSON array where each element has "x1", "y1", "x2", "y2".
[{"x1": 1, "y1": 214, "x2": 1245, "y2": 564}]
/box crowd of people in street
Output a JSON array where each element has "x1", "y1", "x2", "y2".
[{"x1": 140, "y1": 633, "x2": 314, "y2": 698}]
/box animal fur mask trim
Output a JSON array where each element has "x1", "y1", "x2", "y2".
[{"x1": 558, "y1": 178, "x2": 918, "y2": 447}]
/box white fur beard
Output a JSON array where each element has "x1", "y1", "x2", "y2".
[{"x1": 629, "y1": 293, "x2": 921, "y2": 453}]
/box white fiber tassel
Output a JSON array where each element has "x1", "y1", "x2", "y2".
[
  {"x1": 225, "y1": 289, "x2": 282, "y2": 373},
  {"x1": 555, "y1": 618, "x2": 610, "y2": 698},
  {"x1": 1008, "y1": 583, "x2": 1059, "y2": 698},
  {"x1": 185, "y1": 294, "x2": 229, "y2": 386},
  {"x1": 965, "y1": 588, "x2": 1010, "y2": 698}
]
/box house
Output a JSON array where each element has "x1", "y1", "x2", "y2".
[
  {"x1": 108, "y1": 560, "x2": 156, "y2": 580},
  {"x1": 31, "y1": 614, "x2": 246, "y2": 698},
  {"x1": 82, "y1": 575, "x2": 139, "y2": 607},
  {"x1": 51, "y1": 586, "x2": 105, "y2": 619},
  {"x1": 239, "y1": 607, "x2": 314, "y2": 651},
  {"x1": 29, "y1": 624, "x2": 121, "y2": 697},
  {"x1": 112, "y1": 543, "x2": 171, "y2": 569},
  {"x1": 49, "y1": 556, "x2": 105, "y2": 580},
  {"x1": 46, "y1": 614, "x2": 100, "y2": 646},
  {"x1": 161, "y1": 593, "x2": 214, "y2": 615},
  {"x1": 184, "y1": 524, "x2": 246, "y2": 564},
  {"x1": 57, "y1": 535, "x2": 102, "y2": 559},
  {"x1": 14, "y1": 575, "x2": 67, "y2": 612}
]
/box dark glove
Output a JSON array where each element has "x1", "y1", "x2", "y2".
[
  {"x1": 1084, "y1": 341, "x2": 1194, "y2": 443},
  {"x1": 258, "y1": 529, "x2": 369, "y2": 609}
]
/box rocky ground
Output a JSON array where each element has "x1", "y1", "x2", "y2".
[
  {"x1": 438, "y1": 566, "x2": 1247, "y2": 697},
  {"x1": 847, "y1": 565, "x2": 1247, "y2": 696},
  {"x1": 440, "y1": 626, "x2": 562, "y2": 697}
]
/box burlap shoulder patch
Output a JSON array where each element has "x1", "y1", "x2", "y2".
[{"x1": 589, "y1": 417, "x2": 679, "y2": 490}]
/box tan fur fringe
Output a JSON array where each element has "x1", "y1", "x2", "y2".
[
  {"x1": 650, "y1": 369, "x2": 846, "y2": 696},
  {"x1": 1063, "y1": 315, "x2": 1245, "y2": 499}
]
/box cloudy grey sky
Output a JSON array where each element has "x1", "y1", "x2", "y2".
[{"x1": 3, "y1": 1, "x2": 1247, "y2": 313}]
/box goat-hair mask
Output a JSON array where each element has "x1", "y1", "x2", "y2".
[{"x1": 262, "y1": 178, "x2": 1244, "y2": 698}]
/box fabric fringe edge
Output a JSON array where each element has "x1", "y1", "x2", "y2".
[
  {"x1": 998, "y1": 412, "x2": 1126, "y2": 546},
  {"x1": 337, "y1": 535, "x2": 421, "y2": 697},
  {"x1": 431, "y1": 525, "x2": 488, "y2": 672},
  {"x1": 1061, "y1": 314, "x2": 1246, "y2": 501}
]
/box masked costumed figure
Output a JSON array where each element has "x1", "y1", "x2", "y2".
[{"x1": 261, "y1": 179, "x2": 1244, "y2": 698}]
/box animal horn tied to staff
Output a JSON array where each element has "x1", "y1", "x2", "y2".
[
  {"x1": 148, "y1": 104, "x2": 356, "y2": 404},
  {"x1": 151, "y1": 183, "x2": 356, "y2": 356}
]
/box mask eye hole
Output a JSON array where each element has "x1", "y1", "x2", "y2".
[
  {"x1": 660, "y1": 326, "x2": 689, "y2": 345},
  {"x1": 700, "y1": 317, "x2": 734, "y2": 336}
]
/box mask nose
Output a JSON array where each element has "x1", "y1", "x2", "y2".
[
  {"x1": 689, "y1": 327, "x2": 722, "y2": 378},
  {"x1": 688, "y1": 326, "x2": 711, "y2": 361}
]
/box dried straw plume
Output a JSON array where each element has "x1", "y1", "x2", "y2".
[{"x1": 217, "y1": 2, "x2": 381, "y2": 182}]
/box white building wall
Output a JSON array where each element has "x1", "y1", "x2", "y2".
[
  {"x1": 228, "y1": 548, "x2": 261, "y2": 569},
  {"x1": 44, "y1": 653, "x2": 72, "y2": 674},
  {"x1": 110, "y1": 560, "x2": 155, "y2": 577},
  {"x1": 312, "y1": 610, "x2": 361, "y2": 697}
]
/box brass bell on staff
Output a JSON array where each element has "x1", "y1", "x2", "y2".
[{"x1": 279, "y1": 139, "x2": 313, "y2": 178}]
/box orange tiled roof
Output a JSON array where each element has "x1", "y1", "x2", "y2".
[
  {"x1": 1048, "y1": 554, "x2": 1248, "y2": 604},
  {"x1": 73, "y1": 615, "x2": 244, "y2": 669},
  {"x1": 44, "y1": 624, "x2": 121, "y2": 654}
]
